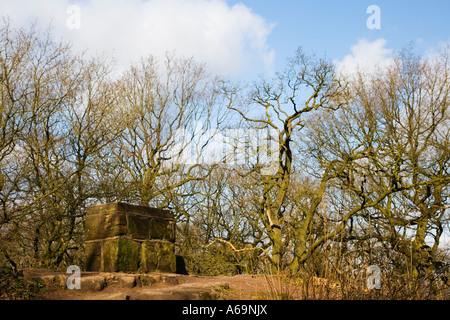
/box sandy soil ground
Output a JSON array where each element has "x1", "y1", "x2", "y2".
[{"x1": 22, "y1": 269, "x2": 303, "y2": 300}]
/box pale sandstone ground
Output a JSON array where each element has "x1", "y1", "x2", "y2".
[{"x1": 23, "y1": 269, "x2": 303, "y2": 300}]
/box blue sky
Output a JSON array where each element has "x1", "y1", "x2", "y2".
[
  {"x1": 1, "y1": 0, "x2": 449, "y2": 79},
  {"x1": 228, "y1": 0, "x2": 450, "y2": 73}
]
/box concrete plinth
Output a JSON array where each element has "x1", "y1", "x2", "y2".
[{"x1": 85, "y1": 202, "x2": 176, "y2": 273}]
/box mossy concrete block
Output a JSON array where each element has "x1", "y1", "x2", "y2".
[
  {"x1": 85, "y1": 212, "x2": 127, "y2": 241},
  {"x1": 167, "y1": 220, "x2": 176, "y2": 242},
  {"x1": 85, "y1": 241, "x2": 102, "y2": 271},
  {"x1": 127, "y1": 214, "x2": 151, "y2": 239},
  {"x1": 88, "y1": 202, "x2": 174, "y2": 219},
  {"x1": 140, "y1": 240, "x2": 176, "y2": 273},
  {"x1": 103, "y1": 238, "x2": 141, "y2": 272},
  {"x1": 85, "y1": 202, "x2": 174, "y2": 241},
  {"x1": 84, "y1": 202, "x2": 177, "y2": 273},
  {"x1": 149, "y1": 218, "x2": 175, "y2": 242}
]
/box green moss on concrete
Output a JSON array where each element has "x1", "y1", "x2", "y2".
[
  {"x1": 140, "y1": 241, "x2": 176, "y2": 273},
  {"x1": 103, "y1": 238, "x2": 141, "y2": 272},
  {"x1": 85, "y1": 202, "x2": 177, "y2": 273},
  {"x1": 127, "y1": 214, "x2": 150, "y2": 239}
]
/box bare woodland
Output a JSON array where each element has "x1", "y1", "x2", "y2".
[{"x1": 1, "y1": 20, "x2": 449, "y2": 299}]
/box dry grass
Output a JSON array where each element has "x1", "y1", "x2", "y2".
[{"x1": 256, "y1": 244, "x2": 450, "y2": 300}]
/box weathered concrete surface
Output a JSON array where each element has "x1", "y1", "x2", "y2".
[
  {"x1": 23, "y1": 269, "x2": 232, "y2": 300},
  {"x1": 134, "y1": 281, "x2": 229, "y2": 300},
  {"x1": 85, "y1": 202, "x2": 176, "y2": 273}
]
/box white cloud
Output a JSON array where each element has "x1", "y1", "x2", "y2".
[
  {"x1": 335, "y1": 38, "x2": 393, "y2": 77},
  {"x1": 424, "y1": 39, "x2": 450, "y2": 62},
  {"x1": 1, "y1": 0, "x2": 275, "y2": 78}
]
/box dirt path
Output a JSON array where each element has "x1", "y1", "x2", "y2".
[{"x1": 23, "y1": 269, "x2": 302, "y2": 300}]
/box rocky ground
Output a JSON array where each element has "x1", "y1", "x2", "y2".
[{"x1": 22, "y1": 269, "x2": 302, "y2": 300}]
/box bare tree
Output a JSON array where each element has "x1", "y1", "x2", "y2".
[
  {"x1": 0, "y1": 20, "x2": 118, "y2": 268},
  {"x1": 223, "y1": 48, "x2": 342, "y2": 270},
  {"x1": 109, "y1": 54, "x2": 229, "y2": 207},
  {"x1": 303, "y1": 46, "x2": 450, "y2": 279}
]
